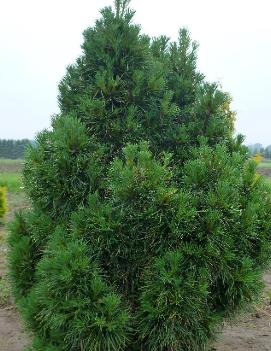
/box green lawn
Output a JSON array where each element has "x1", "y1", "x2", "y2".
[
  {"x1": 0, "y1": 172, "x2": 23, "y2": 192},
  {"x1": 259, "y1": 159, "x2": 271, "y2": 168},
  {"x1": 0, "y1": 158, "x2": 23, "y2": 165},
  {"x1": 0, "y1": 159, "x2": 23, "y2": 192}
]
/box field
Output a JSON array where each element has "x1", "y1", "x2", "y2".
[
  {"x1": 0, "y1": 158, "x2": 23, "y2": 192},
  {"x1": 258, "y1": 159, "x2": 271, "y2": 169},
  {"x1": 258, "y1": 159, "x2": 271, "y2": 179},
  {"x1": 0, "y1": 158, "x2": 23, "y2": 172},
  {"x1": 1, "y1": 158, "x2": 271, "y2": 351}
]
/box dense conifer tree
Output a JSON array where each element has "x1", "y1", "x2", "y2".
[{"x1": 9, "y1": 1, "x2": 271, "y2": 350}]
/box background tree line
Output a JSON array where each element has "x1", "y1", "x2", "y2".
[
  {"x1": 1, "y1": 138, "x2": 270, "y2": 160},
  {"x1": 0, "y1": 139, "x2": 33, "y2": 159},
  {"x1": 247, "y1": 143, "x2": 271, "y2": 158}
]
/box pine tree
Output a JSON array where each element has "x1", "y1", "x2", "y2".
[{"x1": 8, "y1": 1, "x2": 271, "y2": 350}]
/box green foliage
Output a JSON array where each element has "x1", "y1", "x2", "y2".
[
  {"x1": 19, "y1": 227, "x2": 131, "y2": 351},
  {"x1": 138, "y1": 251, "x2": 218, "y2": 351},
  {"x1": 247, "y1": 143, "x2": 271, "y2": 159},
  {"x1": 8, "y1": 1, "x2": 271, "y2": 350},
  {"x1": 0, "y1": 186, "x2": 7, "y2": 218},
  {"x1": 8, "y1": 210, "x2": 53, "y2": 300}
]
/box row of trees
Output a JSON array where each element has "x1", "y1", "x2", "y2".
[
  {"x1": 248, "y1": 143, "x2": 271, "y2": 158},
  {"x1": 0, "y1": 139, "x2": 32, "y2": 159},
  {"x1": 1, "y1": 138, "x2": 269, "y2": 161}
]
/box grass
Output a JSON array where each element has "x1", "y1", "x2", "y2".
[
  {"x1": 0, "y1": 190, "x2": 29, "y2": 309},
  {"x1": 0, "y1": 158, "x2": 23, "y2": 173},
  {"x1": 0, "y1": 158, "x2": 23, "y2": 165},
  {"x1": 0, "y1": 172, "x2": 23, "y2": 193},
  {"x1": 259, "y1": 162, "x2": 271, "y2": 169},
  {"x1": 0, "y1": 159, "x2": 23, "y2": 193},
  {"x1": 0, "y1": 158, "x2": 28, "y2": 219},
  {"x1": 258, "y1": 159, "x2": 271, "y2": 169},
  {"x1": 0, "y1": 275, "x2": 11, "y2": 307}
]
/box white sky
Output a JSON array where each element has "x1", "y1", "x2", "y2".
[{"x1": 0, "y1": 0, "x2": 270, "y2": 145}]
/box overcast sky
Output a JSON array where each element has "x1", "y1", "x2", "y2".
[{"x1": 1, "y1": 0, "x2": 270, "y2": 145}]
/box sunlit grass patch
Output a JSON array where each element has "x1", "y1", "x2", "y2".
[
  {"x1": 258, "y1": 159, "x2": 271, "y2": 169},
  {"x1": 0, "y1": 173, "x2": 23, "y2": 193}
]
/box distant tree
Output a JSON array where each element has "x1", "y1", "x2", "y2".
[
  {"x1": 247, "y1": 144, "x2": 271, "y2": 159},
  {"x1": 264, "y1": 145, "x2": 271, "y2": 159},
  {"x1": 247, "y1": 143, "x2": 263, "y2": 156},
  {"x1": 0, "y1": 139, "x2": 32, "y2": 159},
  {"x1": 8, "y1": 1, "x2": 271, "y2": 350}
]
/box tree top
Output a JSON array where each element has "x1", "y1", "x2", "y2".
[{"x1": 114, "y1": 0, "x2": 131, "y2": 18}]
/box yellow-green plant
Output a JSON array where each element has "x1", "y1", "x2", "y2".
[
  {"x1": 0, "y1": 186, "x2": 7, "y2": 218},
  {"x1": 252, "y1": 152, "x2": 264, "y2": 164}
]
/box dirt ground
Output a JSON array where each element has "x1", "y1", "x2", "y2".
[
  {"x1": 214, "y1": 271, "x2": 271, "y2": 351},
  {"x1": 0, "y1": 160, "x2": 23, "y2": 174},
  {"x1": 1, "y1": 193, "x2": 271, "y2": 351},
  {"x1": 258, "y1": 167, "x2": 271, "y2": 178},
  {"x1": 0, "y1": 192, "x2": 30, "y2": 351},
  {"x1": 0, "y1": 310, "x2": 29, "y2": 351}
]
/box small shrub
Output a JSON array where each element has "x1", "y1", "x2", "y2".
[
  {"x1": 0, "y1": 186, "x2": 7, "y2": 219},
  {"x1": 252, "y1": 153, "x2": 263, "y2": 163}
]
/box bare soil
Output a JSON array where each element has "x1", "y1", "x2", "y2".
[
  {"x1": 258, "y1": 167, "x2": 271, "y2": 177},
  {"x1": 0, "y1": 160, "x2": 23, "y2": 174},
  {"x1": 0, "y1": 310, "x2": 29, "y2": 351},
  {"x1": 213, "y1": 271, "x2": 271, "y2": 351},
  {"x1": 1, "y1": 192, "x2": 271, "y2": 351}
]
